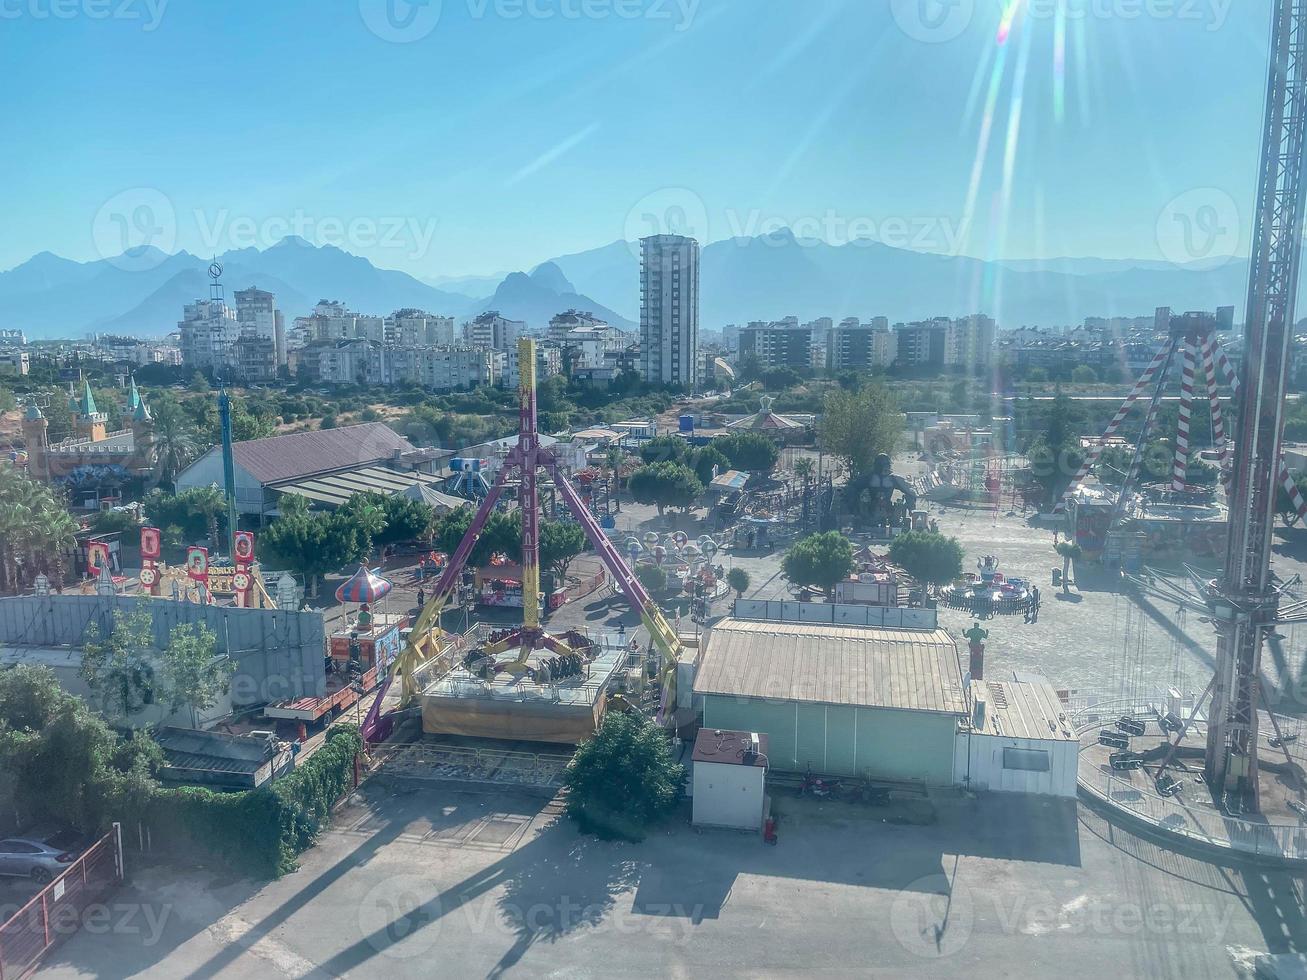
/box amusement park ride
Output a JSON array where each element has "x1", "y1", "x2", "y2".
[
  {"x1": 1088, "y1": 0, "x2": 1307, "y2": 814},
  {"x1": 361, "y1": 338, "x2": 687, "y2": 741}
]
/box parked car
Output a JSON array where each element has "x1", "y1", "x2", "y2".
[{"x1": 0, "y1": 830, "x2": 83, "y2": 883}]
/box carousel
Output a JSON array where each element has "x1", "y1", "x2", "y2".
[
  {"x1": 624, "y1": 531, "x2": 726, "y2": 599},
  {"x1": 330, "y1": 564, "x2": 408, "y2": 678},
  {"x1": 939, "y1": 555, "x2": 1034, "y2": 617}
]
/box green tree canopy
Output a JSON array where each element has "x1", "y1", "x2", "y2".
[
  {"x1": 782, "y1": 531, "x2": 854, "y2": 599},
  {"x1": 158, "y1": 622, "x2": 233, "y2": 730},
  {"x1": 711, "y1": 432, "x2": 780, "y2": 473},
  {"x1": 80, "y1": 607, "x2": 159, "y2": 722},
  {"x1": 687, "y1": 445, "x2": 730, "y2": 486},
  {"x1": 261, "y1": 500, "x2": 368, "y2": 595},
  {"x1": 820, "y1": 384, "x2": 904, "y2": 476},
  {"x1": 628, "y1": 462, "x2": 704, "y2": 516},
  {"x1": 635, "y1": 563, "x2": 668, "y2": 594},
  {"x1": 564, "y1": 712, "x2": 684, "y2": 841},
  {"x1": 639, "y1": 434, "x2": 689, "y2": 466},
  {"x1": 888, "y1": 531, "x2": 965, "y2": 591},
  {"x1": 726, "y1": 567, "x2": 750, "y2": 598},
  {"x1": 540, "y1": 519, "x2": 587, "y2": 587}
]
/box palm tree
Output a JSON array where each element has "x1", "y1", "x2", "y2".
[
  {"x1": 605, "y1": 446, "x2": 624, "y2": 513},
  {"x1": 793, "y1": 457, "x2": 814, "y2": 487},
  {"x1": 0, "y1": 471, "x2": 78, "y2": 592},
  {"x1": 188, "y1": 486, "x2": 228, "y2": 552},
  {"x1": 149, "y1": 402, "x2": 199, "y2": 488}
]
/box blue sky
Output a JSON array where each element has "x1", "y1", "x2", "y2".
[{"x1": 0, "y1": 0, "x2": 1274, "y2": 276}]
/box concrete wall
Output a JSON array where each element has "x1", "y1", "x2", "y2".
[
  {"x1": 701, "y1": 695, "x2": 957, "y2": 784},
  {"x1": 731, "y1": 599, "x2": 938, "y2": 630},
  {"x1": 0, "y1": 595, "x2": 326, "y2": 708},
  {"x1": 692, "y1": 761, "x2": 766, "y2": 831}
]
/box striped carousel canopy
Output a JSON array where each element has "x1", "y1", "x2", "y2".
[{"x1": 336, "y1": 564, "x2": 393, "y2": 604}]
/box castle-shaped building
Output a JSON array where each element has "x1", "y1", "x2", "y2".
[{"x1": 22, "y1": 379, "x2": 155, "y2": 483}]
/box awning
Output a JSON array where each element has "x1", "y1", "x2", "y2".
[{"x1": 710, "y1": 470, "x2": 750, "y2": 491}]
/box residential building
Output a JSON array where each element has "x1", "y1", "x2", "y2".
[
  {"x1": 548, "y1": 310, "x2": 607, "y2": 341},
  {"x1": 0, "y1": 350, "x2": 30, "y2": 376},
  {"x1": 944, "y1": 314, "x2": 996, "y2": 373},
  {"x1": 501, "y1": 342, "x2": 562, "y2": 389},
  {"x1": 179, "y1": 297, "x2": 240, "y2": 374},
  {"x1": 0, "y1": 329, "x2": 26, "y2": 345},
  {"x1": 894, "y1": 319, "x2": 949, "y2": 370},
  {"x1": 827, "y1": 318, "x2": 897, "y2": 372},
  {"x1": 388, "y1": 310, "x2": 456, "y2": 347},
  {"x1": 640, "y1": 234, "x2": 700, "y2": 387},
  {"x1": 234, "y1": 286, "x2": 285, "y2": 368},
  {"x1": 234, "y1": 334, "x2": 278, "y2": 384},
  {"x1": 464, "y1": 311, "x2": 524, "y2": 350},
  {"x1": 738, "y1": 318, "x2": 812, "y2": 370}
]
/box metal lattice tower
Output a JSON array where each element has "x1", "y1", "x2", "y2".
[{"x1": 1206, "y1": 0, "x2": 1307, "y2": 811}]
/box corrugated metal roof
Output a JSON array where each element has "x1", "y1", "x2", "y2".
[
  {"x1": 970, "y1": 678, "x2": 1076, "y2": 742},
  {"x1": 694, "y1": 618, "x2": 966, "y2": 715},
  {"x1": 231, "y1": 423, "x2": 413, "y2": 486},
  {"x1": 275, "y1": 465, "x2": 455, "y2": 508}
]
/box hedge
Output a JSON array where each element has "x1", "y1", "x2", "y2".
[{"x1": 144, "y1": 726, "x2": 362, "y2": 878}]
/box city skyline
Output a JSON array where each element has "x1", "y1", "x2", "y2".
[{"x1": 1, "y1": 1, "x2": 1275, "y2": 277}]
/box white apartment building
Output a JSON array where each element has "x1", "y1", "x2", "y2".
[
  {"x1": 549, "y1": 309, "x2": 608, "y2": 341},
  {"x1": 234, "y1": 286, "x2": 286, "y2": 368},
  {"x1": 501, "y1": 343, "x2": 562, "y2": 389},
  {"x1": 0, "y1": 350, "x2": 29, "y2": 376},
  {"x1": 388, "y1": 311, "x2": 456, "y2": 347},
  {"x1": 944, "y1": 314, "x2": 997, "y2": 372},
  {"x1": 179, "y1": 298, "x2": 240, "y2": 373},
  {"x1": 464, "y1": 311, "x2": 524, "y2": 350},
  {"x1": 640, "y1": 234, "x2": 700, "y2": 388}
]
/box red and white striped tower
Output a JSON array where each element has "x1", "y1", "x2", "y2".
[
  {"x1": 1172, "y1": 339, "x2": 1197, "y2": 490},
  {"x1": 1054, "y1": 344, "x2": 1172, "y2": 513}
]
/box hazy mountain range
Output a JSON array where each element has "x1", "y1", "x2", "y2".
[{"x1": 0, "y1": 232, "x2": 1251, "y2": 340}]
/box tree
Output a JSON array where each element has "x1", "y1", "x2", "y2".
[
  {"x1": 628, "y1": 462, "x2": 704, "y2": 516},
  {"x1": 888, "y1": 531, "x2": 964, "y2": 593},
  {"x1": 80, "y1": 607, "x2": 159, "y2": 723},
  {"x1": 540, "y1": 519, "x2": 587, "y2": 587},
  {"x1": 711, "y1": 432, "x2": 779, "y2": 473},
  {"x1": 640, "y1": 434, "x2": 688, "y2": 466},
  {"x1": 1071, "y1": 365, "x2": 1098, "y2": 385},
  {"x1": 761, "y1": 366, "x2": 802, "y2": 391},
  {"x1": 158, "y1": 622, "x2": 232, "y2": 730},
  {"x1": 564, "y1": 712, "x2": 684, "y2": 841},
  {"x1": 782, "y1": 531, "x2": 854, "y2": 599},
  {"x1": 635, "y1": 563, "x2": 668, "y2": 594},
  {"x1": 148, "y1": 400, "x2": 199, "y2": 487},
  {"x1": 0, "y1": 666, "x2": 158, "y2": 836},
  {"x1": 1055, "y1": 541, "x2": 1082, "y2": 593},
  {"x1": 143, "y1": 486, "x2": 227, "y2": 547},
  {"x1": 605, "y1": 446, "x2": 625, "y2": 512},
  {"x1": 687, "y1": 445, "x2": 729, "y2": 486},
  {"x1": 726, "y1": 567, "x2": 750, "y2": 598},
  {"x1": 261, "y1": 501, "x2": 367, "y2": 596},
  {"x1": 793, "y1": 457, "x2": 815, "y2": 487},
  {"x1": 0, "y1": 469, "x2": 78, "y2": 593},
  {"x1": 820, "y1": 385, "x2": 903, "y2": 476}
]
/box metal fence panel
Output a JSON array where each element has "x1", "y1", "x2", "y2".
[{"x1": 0, "y1": 825, "x2": 122, "y2": 979}]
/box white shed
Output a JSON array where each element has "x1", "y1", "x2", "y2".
[
  {"x1": 691, "y1": 729, "x2": 769, "y2": 831},
  {"x1": 954, "y1": 674, "x2": 1079, "y2": 798}
]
